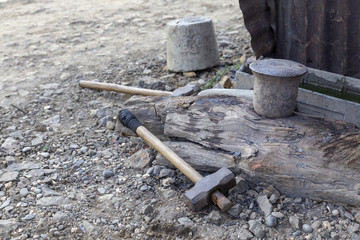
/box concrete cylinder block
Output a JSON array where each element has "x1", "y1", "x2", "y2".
[
  {"x1": 250, "y1": 59, "x2": 307, "y2": 118},
  {"x1": 167, "y1": 16, "x2": 220, "y2": 72}
]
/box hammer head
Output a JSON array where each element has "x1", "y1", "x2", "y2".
[{"x1": 184, "y1": 167, "x2": 236, "y2": 211}]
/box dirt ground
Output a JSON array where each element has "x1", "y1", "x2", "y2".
[
  {"x1": 0, "y1": 0, "x2": 248, "y2": 107},
  {"x1": 3, "y1": 1, "x2": 359, "y2": 240}
]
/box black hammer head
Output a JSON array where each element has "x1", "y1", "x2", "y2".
[{"x1": 184, "y1": 167, "x2": 236, "y2": 211}]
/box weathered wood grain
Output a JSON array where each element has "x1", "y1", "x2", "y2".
[{"x1": 121, "y1": 95, "x2": 360, "y2": 207}]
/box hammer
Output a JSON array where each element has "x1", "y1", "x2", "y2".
[{"x1": 118, "y1": 109, "x2": 236, "y2": 211}]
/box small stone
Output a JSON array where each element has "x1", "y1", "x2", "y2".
[
  {"x1": 143, "y1": 68, "x2": 152, "y2": 74},
  {"x1": 42, "y1": 186, "x2": 60, "y2": 197},
  {"x1": 332, "y1": 209, "x2": 340, "y2": 216},
  {"x1": 79, "y1": 146, "x2": 88, "y2": 154},
  {"x1": 82, "y1": 220, "x2": 95, "y2": 233},
  {"x1": 23, "y1": 214, "x2": 36, "y2": 221},
  {"x1": 52, "y1": 211, "x2": 69, "y2": 222},
  {"x1": 36, "y1": 196, "x2": 66, "y2": 206},
  {"x1": 0, "y1": 171, "x2": 19, "y2": 182},
  {"x1": 292, "y1": 230, "x2": 301, "y2": 237},
  {"x1": 345, "y1": 211, "x2": 355, "y2": 221},
  {"x1": 331, "y1": 232, "x2": 340, "y2": 240},
  {"x1": 140, "y1": 185, "x2": 148, "y2": 191},
  {"x1": 43, "y1": 177, "x2": 52, "y2": 184},
  {"x1": 22, "y1": 147, "x2": 32, "y2": 153},
  {"x1": 141, "y1": 205, "x2": 154, "y2": 215},
  {"x1": 230, "y1": 176, "x2": 249, "y2": 194},
  {"x1": 125, "y1": 149, "x2": 154, "y2": 169},
  {"x1": 103, "y1": 170, "x2": 115, "y2": 179},
  {"x1": 352, "y1": 233, "x2": 360, "y2": 240},
  {"x1": 269, "y1": 194, "x2": 279, "y2": 204},
  {"x1": 31, "y1": 135, "x2": 43, "y2": 146},
  {"x1": 69, "y1": 143, "x2": 79, "y2": 149},
  {"x1": 294, "y1": 197, "x2": 302, "y2": 203},
  {"x1": 0, "y1": 199, "x2": 11, "y2": 209},
  {"x1": 348, "y1": 223, "x2": 360, "y2": 234},
  {"x1": 145, "y1": 167, "x2": 154, "y2": 176},
  {"x1": 171, "y1": 84, "x2": 200, "y2": 97},
  {"x1": 1, "y1": 137, "x2": 19, "y2": 150},
  {"x1": 227, "y1": 204, "x2": 242, "y2": 217},
  {"x1": 20, "y1": 188, "x2": 29, "y2": 196},
  {"x1": 183, "y1": 72, "x2": 196, "y2": 77},
  {"x1": 311, "y1": 220, "x2": 321, "y2": 229},
  {"x1": 106, "y1": 121, "x2": 115, "y2": 130},
  {"x1": 178, "y1": 217, "x2": 194, "y2": 226},
  {"x1": 322, "y1": 220, "x2": 332, "y2": 231},
  {"x1": 205, "y1": 210, "x2": 222, "y2": 225},
  {"x1": 256, "y1": 195, "x2": 273, "y2": 217},
  {"x1": 271, "y1": 211, "x2": 284, "y2": 219},
  {"x1": 153, "y1": 166, "x2": 163, "y2": 175},
  {"x1": 40, "y1": 152, "x2": 50, "y2": 158},
  {"x1": 248, "y1": 220, "x2": 266, "y2": 238},
  {"x1": 289, "y1": 216, "x2": 301, "y2": 229},
  {"x1": 5, "y1": 156, "x2": 16, "y2": 165},
  {"x1": 302, "y1": 224, "x2": 313, "y2": 233},
  {"x1": 235, "y1": 228, "x2": 254, "y2": 240},
  {"x1": 98, "y1": 188, "x2": 106, "y2": 194},
  {"x1": 265, "y1": 215, "x2": 278, "y2": 227},
  {"x1": 198, "y1": 79, "x2": 206, "y2": 85},
  {"x1": 355, "y1": 212, "x2": 360, "y2": 223},
  {"x1": 159, "y1": 169, "x2": 175, "y2": 178},
  {"x1": 219, "y1": 75, "x2": 232, "y2": 88},
  {"x1": 161, "y1": 177, "x2": 174, "y2": 187}
]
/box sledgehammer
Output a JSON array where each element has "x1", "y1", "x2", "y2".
[{"x1": 118, "y1": 109, "x2": 236, "y2": 211}]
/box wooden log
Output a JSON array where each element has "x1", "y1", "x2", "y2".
[{"x1": 122, "y1": 95, "x2": 360, "y2": 207}]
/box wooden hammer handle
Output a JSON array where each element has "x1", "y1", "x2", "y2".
[
  {"x1": 79, "y1": 80, "x2": 172, "y2": 97},
  {"x1": 118, "y1": 109, "x2": 233, "y2": 211}
]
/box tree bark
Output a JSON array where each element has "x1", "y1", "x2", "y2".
[{"x1": 121, "y1": 95, "x2": 360, "y2": 207}]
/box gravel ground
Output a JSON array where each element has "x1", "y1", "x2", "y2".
[{"x1": 1, "y1": 0, "x2": 360, "y2": 239}]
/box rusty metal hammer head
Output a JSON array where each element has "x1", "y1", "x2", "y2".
[{"x1": 184, "y1": 167, "x2": 236, "y2": 211}]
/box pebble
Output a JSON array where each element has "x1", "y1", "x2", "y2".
[
  {"x1": 141, "y1": 205, "x2": 153, "y2": 215},
  {"x1": 355, "y1": 212, "x2": 360, "y2": 223},
  {"x1": 289, "y1": 216, "x2": 301, "y2": 229},
  {"x1": 23, "y1": 214, "x2": 36, "y2": 221},
  {"x1": 231, "y1": 176, "x2": 249, "y2": 194},
  {"x1": 269, "y1": 194, "x2": 279, "y2": 204},
  {"x1": 302, "y1": 223, "x2": 313, "y2": 233},
  {"x1": 205, "y1": 210, "x2": 222, "y2": 225},
  {"x1": 140, "y1": 185, "x2": 148, "y2": 191},
  {"x1": 227, "y1": 204, "x2": 242, "y2": 217},
  {"x1": 171, "y1": 84, "x2": 200, "y2": 97},
  {"x1": 40, "y1": 152, "x2": 50, "y2": 158},
  {"x1": 271, "y1": 211, "x2": 285, "y2": 219},
  {"x1": 98, "y1": 188, "x2": 106, "y2": 194},
  {"x1": 311, "y1": 220, "x2": 321, "y2": 229},
  {"x1": 22, "y1": 147, "x2": 32, "y2": 152},
  {"x1": 345, "y1": 211, "x2": 355, "y2": 221},
  {"x1": 292, "y1": 230, "x2": 302, "y2": 237},
  {"x1": 265, "y1": 215, "x2": 278, "y2": 227},
  {"x1": 103, "y1": 170, "x2": 115, "y2": 179},
  {"x1": 159, "y1": 169, "x2": 175, "y2": 178},
  {"x1": 0, "y1": 199, "x2": 11, "y2": 209},
  {"x1": 0, "y1": 171, "x2": 19, "y2": 182},
  {"x1": 256, "y1": 195, "x2": 273, "y2": 217},
  {"x1": 178, "y1": 217, "x2": 194, "y2": 226},
  {"x1": 20, "y1": 188, "x2": 29, "y2": 196},
  {"x1": 248, "y1": 220, "x2": 266, "y2": 238}
]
